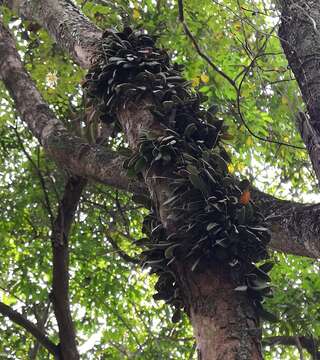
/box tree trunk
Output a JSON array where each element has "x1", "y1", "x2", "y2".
[
  {"x1": 117, "y1": 98, "x2": 262, "y2": 359},
  {"x1": 179, "y1": 264, "x2": 261, "y2": 360}
]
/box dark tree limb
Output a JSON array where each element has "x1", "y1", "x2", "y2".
[
  {"x1": 29, "y1": 301, "x2": 51, "y2": 360},
  {"x1": 0, "y1": 301, "x2": 59, "y2": 358},
  {"x1": 50, "y1": 176, "x2": 87, "y2": 360},
  {"x1": 297, "y1": 111, "x2": 320, "y2": 186},
  {"x1": 263, "y1": 335, "x2": 320, "y2": 359},
  {"x1": 295, "y1": 336, "x2": 305, "y2": 360},
  {"x1": 279, "y1": 1, "x2": 320, "y2": 184}
]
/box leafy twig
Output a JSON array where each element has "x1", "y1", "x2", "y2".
[
  {"x1": 12, "y1": 126, "x2": 55, "y2": 225},
  {"x1": 177, "y1": 0, "x2": 236, "y2": 89},
  {"x1": 177, "y1": 0, "x2": 305, "y2": 150}
]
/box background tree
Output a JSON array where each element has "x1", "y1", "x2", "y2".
[{"x1": 0, "y1": 0, "x2": 319, "y2": 359}]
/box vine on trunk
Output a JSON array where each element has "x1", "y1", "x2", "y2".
[{"x1": 83, "y1": 27, "x2": 273, "y2": 323}]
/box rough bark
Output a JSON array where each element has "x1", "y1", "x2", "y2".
[
  {"x1": 50, "y1": 177, "x2": 86, "y2": 360},
  {"x1": 179, "y1": 263, "x2": 262, "y2": 360},
  {"x1": 0, "y1": 21, "x2": 143, "y2": 195},
  {"x1": 253, "y1": 189, "x2": 320, "y2": 258},
  {"x1": 279, "y1": 1, "x2": 320, "y2": 183},
  {"x1": 3, "y1": 0, "x2": 102, "y2": 68}
]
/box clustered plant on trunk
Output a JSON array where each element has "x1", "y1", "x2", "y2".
[{"x1": 83, "y1": 27, "x2": 273, "y2": 323}]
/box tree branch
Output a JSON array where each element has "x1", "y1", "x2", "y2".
[
  {"x1": 0, "y1": 301, "x2": 59, "y2": 358},
  {"x1": 295, "y1": 336, "x2": 305, "y2": 360},
  {"x1": 50, "y1": 176, "x2": 86, "y2": 360},
  {"x1": 179, "y1": 0, "x2": 304, "y2": 150},
  {"x1": 253, "y1": 189, "x2": 320, "y2": 258},
  {"x1": 0, "y1": 20, "x2": 143, "y2": 195},
  {"x1": 263, "y1": 335, "x2": 320, "y2": 359},
  {"x1": 29, "y1": 301, "x2": 51, "y2": 360},
  {"x1": 3, "y1": 0, "x2": 102, "y2": 68},
  {"x1": 279, "y1": 1, "x2": 320, "y2": 184},
  {"x1": 177, "y1": 0, "x2": 236, "y2": 89}
]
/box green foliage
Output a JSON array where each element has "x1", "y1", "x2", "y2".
[{"x1": 0, "y1": 0, "x2": 319, "y2": 359}]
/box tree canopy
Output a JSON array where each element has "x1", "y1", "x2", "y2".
[{"x1": 0, "y1": 0, "x2": 319, "y2": 359}]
